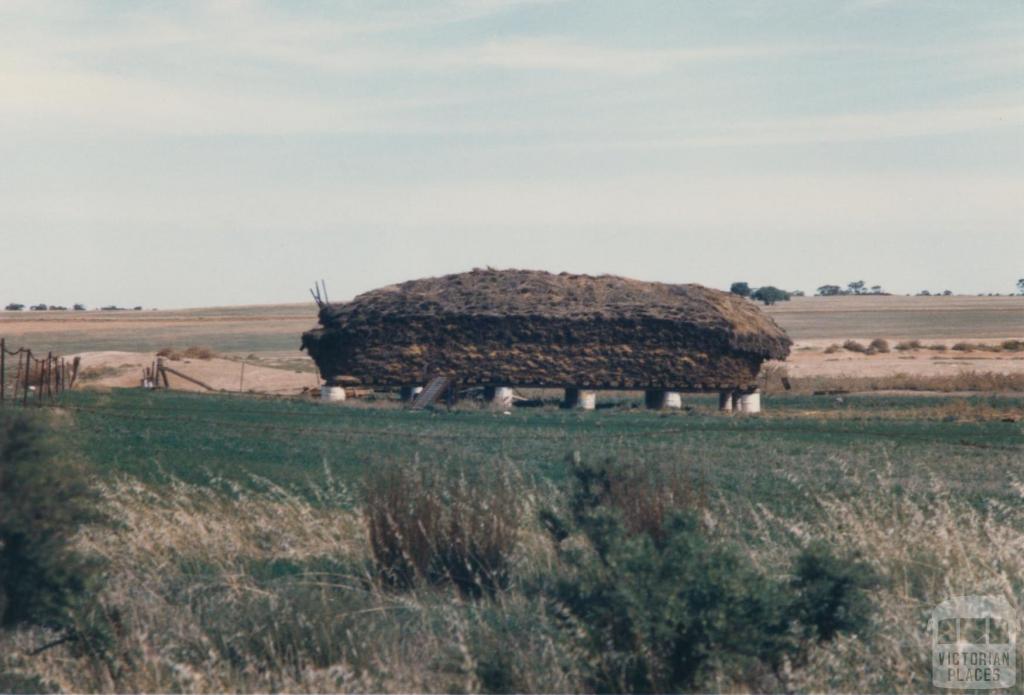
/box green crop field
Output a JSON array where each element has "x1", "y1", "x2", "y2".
[{"x1": 63, "y1": 388, "x2": 1024, "y2": 515}]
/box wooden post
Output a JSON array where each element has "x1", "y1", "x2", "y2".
[
  {"x1": 46, "y1": 352, "x2": 53, "y2": 398},
  {"x1": 0, "y1": 338, "x2": 5, "y2": 404},
  {"x1": 69, "y1": 356, "x2": 81, "y2": 389},
  {"x1": 36, "y1": 355, "x2": 45, "y2": 403},
  {"x1": 22, "y1": 350, "x2": 30, "y2": 405},
  {"x1": 13, "y1": 351, "x2": 22, "y2": 403}
]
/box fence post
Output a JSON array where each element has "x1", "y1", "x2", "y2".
[
  {"x1": 37, "y1": 355, "x2": 44, "y2": 403},
  {"x1": 23, "y1": 350, "x2": 31, "y2": 405},
  {"x1": 1, "y1": 338, "x2": 5, "y2": 404}
]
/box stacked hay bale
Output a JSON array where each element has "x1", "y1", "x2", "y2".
[{"x1": 302, "y1": 269, "x2": 790, "y2": 406}]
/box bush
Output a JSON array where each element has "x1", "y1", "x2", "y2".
[
  {"x1": 927, "y1": 344, "x2": 948, "y2": 351},
  {"x1": 843, "y1": 340, "x2": 868, "y2": 354},
  {"x1": 951, "y1": 342, "x2": 974, "y2": 352},
  {"x1": 868, "y1": 338, "x2": 890, "y2": 353},
  {"x1": 365, "y1": 459, "x2": 520, "y2": 597},
  {"x1": 181, "y1": 346, "x2": 215, "y2": 360},
  {"x1": 894, "y1": 340, "x2": 923, "y2": 351},
  {"x1": 538, "y1": 457, "x2": 876, "y2": 692},
  {"x1": 0, "y1": 411, "x2": 101, "y2": 631},
  {"x1": 1002, "y1": 340, "x2": 1024, "y2": 352},
  {"x1": 4, "y1": 303, "x2": 24, "y2": 311}
]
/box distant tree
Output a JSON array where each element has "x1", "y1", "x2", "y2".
[
  {"x1": 1017, "y1": 279, "x2": 1024, "y2": 295},
  {"x1": 847, "y1": 280, "x2": 866, "y2": 295},
  {"x1": 132, "y1": 306, "x2": 143, "y2": 311},
  {"x1": 73, "y1": 304, "x2": 86, "y2": 311},
  {"x1": 48, "y1": 305, "x2": 67, "y2": 311},
  {"x1": 941, "y1": 290, "x2": 952, "y2": 296},
  {"x1": 729, "y1": 282, "x2": 751, "y2": 298},
  {"x1": 918, "y1": 290, "x2": 931, "y2": 296},
  {"x1": 791, "y1": 290, "x2": 805, "y2": 297},
  {"x1": 751, "y1": 286, "x2": 791, "y2": 305},
  {"x1": 816, "y1": 285, "x2": 843, "y2": 296},
  {"x1": 870, "y1": 285, "x2": 882, "y2": 294},
  {"x1": 4, "y1": 303, "x2": 24, "y2": 311},
  {"x1": 30, "y1": 304, "x2": 48, "y2": 311}
]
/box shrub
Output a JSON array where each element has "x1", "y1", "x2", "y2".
[
  {"x1": 823, "y1": 344, "x2": 841, "y2": 354},
  {"x1": 868, "y1": 338, "x2": 890, "y2": 353},
  {"x1": 365, "y1": 459, "x2": 521, "y2": 597},
  {"x1": 951, "y1": 342, "x2": 974, "y2": 352},
  {"x1": 181, "y1": 346, "x2": 215, "y2": 360},
  {"x1": 843, "y1": 340, "x2": 868, "y2": 354},
  {"x1": 539, "y1": 457, "x2": 876, "y2": 692},
  {"x1": 0, "y1": 411, "x2": 101, "y2": 631},
  {"x1": 894, "y1": 340, "x2": 923, "y2": 351},
  {"x1": 927, "y1": 343, "x2": 948, "y2": 351},
  {"x1": 1002, "y1": 340, "x2": 1024, "y2": 352}
]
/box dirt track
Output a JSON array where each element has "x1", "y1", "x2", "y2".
[{"x1": 74, "y1": 351, "x2": 321, "y2": 394}]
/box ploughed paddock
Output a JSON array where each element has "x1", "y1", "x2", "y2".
[{"x1": 301, "y1": 269, "x2": 791, "y2": 412}]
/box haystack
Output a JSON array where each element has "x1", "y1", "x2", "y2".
[{"x1": 301, "y1": 269, "x2": 790, "y2": 391}]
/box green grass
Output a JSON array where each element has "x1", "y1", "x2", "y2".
[{"x1": 60, "y1": 389, "x2": 1024, "y2": 520}]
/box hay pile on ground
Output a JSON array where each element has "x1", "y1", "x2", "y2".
[{"x1": 302, "y1": 269, "x2": 791, "y2": 391}]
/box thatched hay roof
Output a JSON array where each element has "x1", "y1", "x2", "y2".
[{"x1": 318, "y1": 269, "x2": 790, "y2": 361}]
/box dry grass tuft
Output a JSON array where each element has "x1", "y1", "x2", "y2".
[{"x1": 365, "y1": 459, "x2": 522, "y2": 597}]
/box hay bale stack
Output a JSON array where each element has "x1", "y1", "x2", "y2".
[{"x1": 301, "y1": 269, "x2": 790, "y2": 391}]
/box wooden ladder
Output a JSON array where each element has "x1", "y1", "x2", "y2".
[{"x1": 409, "y1": 376, "x2": 452, "y2": 410}]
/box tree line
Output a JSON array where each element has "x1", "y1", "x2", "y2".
[{"x1": 4, "y1": 304, "x2": 145, "y2": 311}]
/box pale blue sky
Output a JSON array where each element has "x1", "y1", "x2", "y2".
[{"x1": 1, "y1": 1, "x2": 1021, "y2": 307}]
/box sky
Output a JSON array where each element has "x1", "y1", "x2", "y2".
[{"x1": 0, "y1": 0, "x2": 1021, "y2": 308}]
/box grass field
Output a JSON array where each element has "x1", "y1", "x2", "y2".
[
  {"x1": 63, "y1": 389, "x2": 1024, "y2": 516},
  {"x1": 2, "y1": 390, "x2": 1023, "y2": 691}
]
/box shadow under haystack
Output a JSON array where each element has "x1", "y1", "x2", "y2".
[{"x1": 301, "y1": 269, "x2": 790, "y2": 393}]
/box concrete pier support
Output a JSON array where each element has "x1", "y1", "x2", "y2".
[
  {"x1": 645, "y1": 390, "x2": 682, "y2": 410},
  {"x1": 737, "y1": 390, "x2": 761, "y2": 414},
  {"x1": 564, "y1": 388, "x2": 597, "y2": 411},
  {"x1": 400, "y1": 385, "x2": 423, "y2": 402},
  {"x1": 484, "y1": 385, "x2": 515, "y2": 408},
  {"x1": 321, "y1": 385, "x2": 346, "y2": 402},
  {"x1": 719, "y1": 391, "x2": 735, "y2": 412}
]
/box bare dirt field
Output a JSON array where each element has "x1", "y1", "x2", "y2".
[{"x1": 2, "y1": 295, "x2": 1023, "y2": 392}]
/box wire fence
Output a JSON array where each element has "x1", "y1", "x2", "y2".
[{"x1": 0, "y1": 338, "x2": 80, "y2": 406}]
